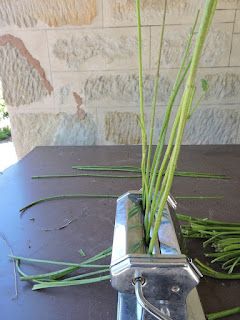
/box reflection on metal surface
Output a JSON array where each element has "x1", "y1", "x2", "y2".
[{"x1": 111, "y1": 191, "x2": 205, "y2": 320}]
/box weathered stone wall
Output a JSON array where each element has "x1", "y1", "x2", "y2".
[{"x1": 0, "y1": 0, "x2": 239, "y2": 158}]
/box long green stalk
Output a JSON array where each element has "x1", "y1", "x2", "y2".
[
  {"x1": 144, "y1": 11, "x2": 200, "y2": 233},
  {"x1": 148, "y1": 0, "x2": 218, "y2": 253},
  {"x1": 179, "y1": 214, "x2": 240, "y2": 275},
  {"x1": 195, "y1": 259, "x2": 240, "y2": 280},
  {"x1": 136, "y1": 0, "x2": 147, "y2": 210},
  {"x1": 32, "y1": 173, "x2": 142, "y2": 179},
  {"x1": 145, "y1": 91, "x2": 192, "y2": 240},
  {"x1": 32, "y1": 274, "x2": 111, "y2": 290},
  {"x1": 72, "y1": 166, "x2": 140, "y2": 172},
  {"x1": 207, "y1": 307, "x2": 240, "y2": 320},
  {"x1": 10, "y1": 255, "x2": 109, "y2": 268},
  {"x1": 147, "y1": 10, "x2": 200, "y2": 207},
  {"x1": 32, "y1": 170, "x2": 228, "y2": 180},
  {"x1": 145, "y1": 0, "x2": 167, "y2": 204},
  {"x1": 20, "y1": 194, "x2": 118, "y2": 213},
  {"x1": 65, "y1": 268, "x2": 109, "y2": 281}
]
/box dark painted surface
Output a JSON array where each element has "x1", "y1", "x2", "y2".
[{"x1": 0, "y1": 145, "x2": 239, "y2": 319}]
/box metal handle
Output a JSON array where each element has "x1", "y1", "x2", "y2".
[{"x1": 134, "y1": 278, "x2": 173, "y2": 320}]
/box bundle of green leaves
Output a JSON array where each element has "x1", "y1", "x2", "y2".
[{"x1": 178, "y1": 213, "x2": 240, "y2": 279}]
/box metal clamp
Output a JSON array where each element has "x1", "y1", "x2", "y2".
[{"x1": 134, "y1": 278, "x2": 173, "y2": 320}]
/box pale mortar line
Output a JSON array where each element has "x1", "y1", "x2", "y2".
[
  {"x1": 50, "y1": 65, "x2": 240, "y2": 73},
  {"x1": 50, "y1": 63, "x2": 240, "y2": 73}
]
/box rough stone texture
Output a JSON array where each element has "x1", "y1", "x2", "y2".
[
  {"x1": 200, "y1": 23, "x2": 233, "y2": 67},
  {"x1": 54, "y1": 67, "x2": 240, "y2": 108},
  {"x1": 49, "y1": 28, "x2": 150, "y2": 71},
  {"x1": 218, "y1": 0, "x2": 238, "y2": 9},
  {"x1": 52, "y1": 70, "x2": 177, "y2": 111},
  {"x1": 214, "y1": 9, "x2": 235, "y2": 23},
  {"x1": 1, "y1": 1, "x2": 239, "y2": 156},
  {"x1": 0, "y1": 0, "x2": 97, "y2": 28},
  {"x1": 0, "y1": 34, "x2": 53, "y2": 106},
  {"x1": 183, "y1": 108, "x2": 240, "y2": 144},
  {"x1": 230, "y1": 34, "x2": 240, "y2": 66},
  {"x1": 151, "y1": 23, "x2": 233, "y2": 68},
  {"x1": 199, "y1": 68, "x2": 240, "y2": 105},
  {"x1": 104, "y1": 111, "x2": 141, "y2": 144},
  {"x1": 103, "y1": 0, "x2": 203, "y2": 26},
  {"x1": 83, "y1": 72, "x2": 175, "y2": 106},
  {"x1": 103, "y1": 0, "x2": 238, "y2": 27},
  {"x1": 10, "y1": 112, "x2": 97, "y2": 158}
]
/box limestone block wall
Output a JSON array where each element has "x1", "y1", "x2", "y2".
[{"x1": 0, "y1": 0, "x2": 239, "y2": 158}]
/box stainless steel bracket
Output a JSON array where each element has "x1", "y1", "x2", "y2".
[{"x1": 110, "y1": 191, "x2": 205, "y2": 320}]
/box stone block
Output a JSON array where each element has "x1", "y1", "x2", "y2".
[
  {"x1": 197, "y1": 67, "x2": 240, "y2": 105},
  {"x1": 217, "y1": 0, "x2": 238, "y2": 9},
  {"x1": 0, "y1": 33, "x2": 53, "y2": 107},
  {"x1": 104, "y1": 111, "x2": 141, "y2": 144},
  {"x1": 151, "y1": 23, "x2": 233, "y2": 68},
  {"x1": 230, "y1": 34, "x2": 240, "y2": 66},
  {"x1": 151, "y1": 25, "x2": 191, "y2": 69},
  {"x1": 53, "y1": 69, "x2": 179, "y2": 109},
  {"x1": 52, "y1": 72, "x2": 85, "y2": 113},
  {"x1": 183, "y1": 107, "x2": 240, "y2": 144},
  {"x1": 0, "y1": 0, "x2": 100, "y2": 28},
  {"x1": 201, "y1": 23, "x2": 233, "y2": 67},
  {"x1": 10, "y1": 112, "x2": 97, "y2": 158},
  {"x1": 97, "y1": 106, "x2": 168, "y2": 145},
  {"x1": 193, "y1": 68, "x2": 240, "y2": 105},
  {"x1": 48, "y1": 27, "x2": 150, "y2": 72},
  {"x1": 103, "y1": 0, "x2": 205, "y2": 27},
  {"x1": 214, "y1": 9, "x2": 235, "y2": 23},
  {"x1": 103, "y1": 1, "x2": 237, "y2": 27}
]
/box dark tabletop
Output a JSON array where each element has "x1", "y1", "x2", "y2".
[{"x1": 0, "y1": 145, "x2": 240, "y2": 320}]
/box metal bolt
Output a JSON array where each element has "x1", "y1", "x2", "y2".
[
  {"x1": 132, "y1": 277, "x2": 145, "y2": 286},
  {"x1": 171, "y1": 285, "x2": 180, "y2": 293}
]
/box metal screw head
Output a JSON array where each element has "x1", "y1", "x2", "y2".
[
  {"x1": 171, "y1": 285, "x2": 180, "y2": 293},
  {"x1": 132, "y1": 277, "x2": 145, "y2": 286}
]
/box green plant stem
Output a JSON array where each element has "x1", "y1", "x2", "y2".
[
  {"x1": 72, "y1": 166, "x2": 140, "y2": 172},
  {"x1": 15, "y1": 247, "x2": 112, "y2": 283},
  {"x1": 19, "y1": 194, "x2": 118, "y2": 213},
  {"x1": 177, "y1": 214, "x2": 240, "y2": 227},
  {"x1": 65, "y1": 268, "x2": 109, "y2": 281},
  {"x1": 20, "y1": 266, "x2": 80, "y2": 281},
  {"x1": 228, "y1": 257, "x2": 240, "y2": 274},
  {"x1": 175, "y1": 196, "x2": 223, "y2": 200},
  {"x1": 207, "y1": 307, "x2": 240, "y2": 320},
  {"x1": 136, "y1": 0, "x2": 147, "y2": 210},
  {"x1": 32, "y1": 173, "x2": 142, "y2": 179},
  {"x1": 148, "y1": 0, "x2": 218, "y2": 253},
  {"x1": 145, "y1": 10, "x2": 200, "y2": 223},
  {"x1": 145, "y1": 0, "x2": 167, "y2": 209},
  {"x1": 10, "y1": 255, "x2": 109, "y2": 268},
  {"x1": 148, "y1": 87, "x2": 194, "y2": 251},
  {"x1": 71, "y1": 165, "x2": 228, "y2": 179},
  {"x1": 146, "y1": 102, "x2": 182, "y2": 240},
  {"x1": 195, "y1": 259, "x2": 240, "y2": 279},
  {"x1": 32, "y1": 171, "x2": 228, "y2": 180},
  {"x1": 32, "y1": 274, "x2": 111, "y2": 290}
]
